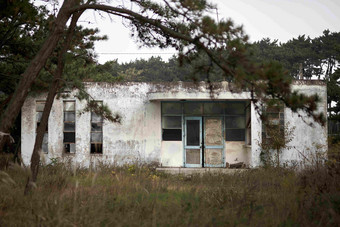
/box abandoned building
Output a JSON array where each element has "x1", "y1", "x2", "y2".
[{"x1": 21, "y1": 81, "x2": 327, "y2": 168}]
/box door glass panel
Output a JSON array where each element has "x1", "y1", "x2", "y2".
[
  {"x1": 205, "y1": 148, "x2": 222, "y2": 165},
  {"x1": 204, "y1": 118, "x2": 223, "y2": 146},
  {"x1": 186, "y1": 149, "x2": 200, "y2": 164},
  {"x1": 186, "y1": 120, "x2": 200, "y2": 146}
]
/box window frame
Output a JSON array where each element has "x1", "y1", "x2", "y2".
[
  {"x1": 262, "y1": 101, "x2": 285, "y2": 144},
  {"x1": 161, "y1": 102, "x2": 183, "y2": 141},
  {"x1": 90, "y1": 101, "x2": 103, "y2": 154},
  {"x1": 161, "y1": 101, "x2": 247, "y2": 142},
  {"x1": 36, "y1": 101, "x2": 48, "y2": 153},
  {"x1": 63, "y1": 100, "x2": 76, "y2": 154},
  {"x1": 224, "y1": 101, "x2": 246, "y2": 142}
]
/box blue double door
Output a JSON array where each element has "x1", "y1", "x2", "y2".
[{"x1": 184, "y1": 116, "x2": 224, "y2": 167}]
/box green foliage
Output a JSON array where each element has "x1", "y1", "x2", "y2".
[
  {"x1": 260, "y1": 123, "x2": 296, "y2": 167},
  {"x1": 0, "y1": 159, "x2": 340, "y2": 226},
  {"x1": 0, "y1": 0, "x2": 49, "y2": 97},
  {"x1": 250, "y1": 30, "x2": 340, "y2": 125},
  {"x1": 78, "y1": 99, "x2": 121, "y2": 123}
]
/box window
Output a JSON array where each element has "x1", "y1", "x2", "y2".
[
  {"x1": 63, "y1": 101, "x2": 75, "y2": 153},
  {"x1": 91, "y1": 102, "x2": 103, "y2": 154},
  {"x1": 262, "y1": 102, "x2": 284, "y2": 144},
  {"x1": 162, "y1": 103, "x2": 182, "y2": 141},
  {"x1": 36, "y1": 101, "x2": 48, "y2": 153},
  {"x1": 225, "y1": 102, "x2": 246, "y2": 141},
  {"x1": 161, "y1": 101, "x2": 247, "y2": 142}
]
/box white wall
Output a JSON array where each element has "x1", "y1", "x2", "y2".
[
  {"x1": 281, "y1": 83, "x2": 328, "y2": 164},
  {"x1": 250, "y1": 81, "x2": 328, "y2": 167}
]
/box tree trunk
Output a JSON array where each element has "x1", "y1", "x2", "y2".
[
  {"x1": 0, "y1": 0, "x2": 76, "y2": 151},
  {"x1": 24, "y1": 10, "x2": 84, "y2": 194}
]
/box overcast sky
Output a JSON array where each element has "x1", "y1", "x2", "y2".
[{"x1": 76, "y1": 0, "x2": 340, "y2": 64}]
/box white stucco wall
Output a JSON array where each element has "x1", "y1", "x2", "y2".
[
  {"x1": 21, "y1": 81, "x2": 327, "y2": 168},
  {"x1": 280, "y1": 82, "x2": 328, "y2": 164}
]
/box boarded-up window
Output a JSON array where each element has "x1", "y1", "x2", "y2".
[
  {"x1": 63, "y1": 101, "x2": 75, "y2": 153},
  {"x1": 225, "y1": 102, "x2": 246, "y2": 141},
  {"x1": 36, "y1": 101, "x2": 48, "y2": 153},
  {"x1": 91, "y1": 102, "x2": 103, "y2": 154}
]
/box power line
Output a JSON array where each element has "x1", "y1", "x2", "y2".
[{"x1": 97, "y1": 52, "x2": 177, "y2": 55}]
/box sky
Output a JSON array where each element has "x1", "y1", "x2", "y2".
[{"x1": 55, "y1": 0, "x2": 340, "y2": 64}]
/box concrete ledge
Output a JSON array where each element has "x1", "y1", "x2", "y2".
[{"x1": 156, "y1": 167, "x2": 247, "y2": 175}]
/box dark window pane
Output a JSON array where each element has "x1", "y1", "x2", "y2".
[
  {"x1": 225, "y1": 102, "x2": 245, "y2": 115},
  {"x1": 162, "y1": 129, "x2": 182, "y2": 141},
  {"x1": 203, "y1": 103, "x2": 224, "y2": 115},
  {"x1": 184, "y1": 103, "x2": 203, "y2": 115},
  {"x1": 162, "y1": 116, "x2": 181, "y2": 129},
  {"x1": 64, "y1": 132, "x2": 75, "y2": 143},
  {"x1": 91, "y1": 132, "x2": 102, "y2": 142},
  {"x1": 226, "y1": 129, "x2": 245, "y2": 141},
  {"x1": 226, "y1": 116, "x2": 245, "y2": 128},
  {"x1": 162, "y1": 103, "x2": 182, "y2": 114},
  {"x1": 91, "y1": 112, "x2": 102, "y2": 122},
  {"x1": 64, "y1": 112, "x2": 75, "y2": 122},
  {"x1": 91, "y1": 143, "x2": 102, "y2": 154},
  {"x1": 91, "y1": 122, "x2": 102, "y2": 132},
  {"x1": 186, "y1": 120, "x2": 200, "y2": 146},
  {"x1": 64, "y1": 122, "x2": 75, "y2": 131},
  {"x1": 64, "y1": 143, "x2": 75, "y2": 153}
]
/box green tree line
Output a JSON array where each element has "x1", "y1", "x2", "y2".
[{"x1": 90, "y1": 31, "x2": 340, "y2": 121}]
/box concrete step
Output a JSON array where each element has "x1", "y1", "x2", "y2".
[{"x1": 156, "y1": 167, "x2": 247, "y2": 175}]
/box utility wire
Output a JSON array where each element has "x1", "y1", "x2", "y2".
[{"x1": 97, "y1": 52, "x2": 177, "y2": 55}]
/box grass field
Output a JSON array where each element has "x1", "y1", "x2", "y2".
[{"x1": 0, "y1": 153, "x2": 340, "y2": 226}]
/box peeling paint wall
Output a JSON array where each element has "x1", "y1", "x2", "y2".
[
  {"x1": 21, "y1": 81, "x2": 327, "y2": 168},
  {"x1": 281, "y1": 83, "x2": 328, "y2": 164}
]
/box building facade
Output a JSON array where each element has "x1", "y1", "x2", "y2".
[{"x1": 21, "y1": 81, "x2": 327, "y2": 168}]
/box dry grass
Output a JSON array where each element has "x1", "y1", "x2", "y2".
[{"x1": 0, "y1": 155, "x2": 340, "y2": 226}]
